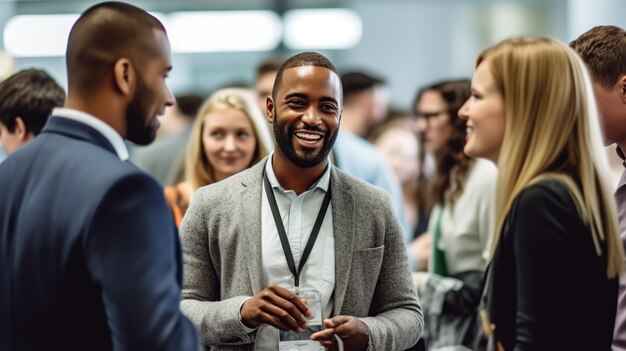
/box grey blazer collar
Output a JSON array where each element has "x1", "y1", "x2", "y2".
[{"x1": 237, "y1": 157, "x2": 355, "y2": 315}]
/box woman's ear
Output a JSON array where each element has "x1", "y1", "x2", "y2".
[{"x1": 619, "y1": 74, "x2": 626, "y2": 104}]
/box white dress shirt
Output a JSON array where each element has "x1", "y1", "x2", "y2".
[
  {"x1": 52, "y1": 107, "x2": 129, "y2": 161},
  {"x1": 254, "y1": 154, "x2": 336, "y2": 350}
]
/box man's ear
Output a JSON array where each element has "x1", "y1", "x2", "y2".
[
  {"x1": 620, "y1": 74, "x2": 626, "y2": 103},
  {"x1": 14, "y1": 116, "x2": 30, "y2": 141},
  {"x1": 113, "y1": 58, "x2": 135, "y2": 97},
  {"x1": 266, "y1": 96, "x2": 275, "y2": 124}
]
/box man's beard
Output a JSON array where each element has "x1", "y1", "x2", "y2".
[
  {"x1": 125, "y1": 75, "x2": 157, "y2": 145},
  {"x1": 273, "y1": 112, "x2": 338, "y2": 168}
]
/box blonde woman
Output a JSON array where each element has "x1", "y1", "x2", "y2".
[
  {"x1": 413, "y1": 80, "x2": 497, "y2": 350},
  {"x1": 165, "y1": 88, "x2": 273, "y2": 227},
  {"x1": 459, "y1": 37, "x2": 623, "y2": 350}
]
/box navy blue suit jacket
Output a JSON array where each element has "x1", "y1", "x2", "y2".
[{"x1": 0, "y1": 116, "x2": 199, "y2": 350}]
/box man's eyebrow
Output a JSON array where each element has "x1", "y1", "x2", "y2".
[
  {"x1": 284, "y1": 93, "x2": 307, "y2": 100},
  {"x1": 283, "y1": 93, "x2": 338, "y2": 105},
  {"x1": 319, "y1": 96, "x2": 338, "y2": 105}
]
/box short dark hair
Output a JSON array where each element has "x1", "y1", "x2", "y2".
[
  {"x1": 570, "y1": 25, "x2": 626, "y2": 89},
  {"x1": 66, "y1": 1, "x2": 166, "y2": 95},
  {"x1": 0, "y1": 69, "x2": 65, "y2": 135},
  {"x1": 340, "y1": 71, "x2": 385, "y2": 102},
  {"x1": 272, "y1": 52, "x2": 338, "y2": 100},
  {"x1": 174, "y1": 94, "x2": 203, "y2": 119},
  {"x1": 256, "y1": 57, "x2": 284, "y2": 80}
]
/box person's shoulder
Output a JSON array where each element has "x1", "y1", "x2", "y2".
[
  {"x1": 461, "y1": 158, "x2": 498, "y2": 197},
  {"x1": 472, "y1": 158, "x2": 498, "y2": 176},
  {"x1": 510, "y1": 178, "x2": 579, "y2": 225},
  {"x1": 516, "y1": 178, "x2": 573, "y2": 207},
  {"x1": 337, "y1": 131, "x2": 380, "y2": 155},
  {"x1": 334, "y1": 132, "x2": 390, "y2": 179},
  {"x1": 467, "y1": 158, "x2": 498, "y2": 184}
]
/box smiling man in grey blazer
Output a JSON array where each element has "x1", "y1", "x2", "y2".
[{"x1": 180, "y1": 51, "x2": 423, "y2": 351}]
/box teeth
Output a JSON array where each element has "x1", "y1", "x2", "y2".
[{"x1": 296, "y1": 132, "x2": 321, "y2": 140}]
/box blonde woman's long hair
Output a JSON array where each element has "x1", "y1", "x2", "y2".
[
  {"x1": 482, "y1": 37, "x2": 623, "y2": 278},
  {"x1": 185, "y1": 88, "x2": 274, "y2": 192}
]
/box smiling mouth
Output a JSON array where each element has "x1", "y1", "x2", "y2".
[
  {"x1": 295, "y1": 132, "x2": 323, "y2": 142},
  {"x1": 221, "y1": 156, "x2": 239, "y2": 163}
]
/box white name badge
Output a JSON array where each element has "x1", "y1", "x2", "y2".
[{"x1": 278, "y1": 289, "x2": 324, "y2": 351}]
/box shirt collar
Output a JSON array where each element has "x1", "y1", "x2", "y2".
[
  {"x1": 52, "y1": 107, "x2": 129, "y2": 161},
  {"x1": 265, "y1": 152, "x2": 331, "y2": 193}
]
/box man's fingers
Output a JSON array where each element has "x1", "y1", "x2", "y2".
[
  {"x1": 260, "y1": 303, "x2": 307, "y2": 331},
  {"x1": 256, "y1": 311, "x2": 297, "y2": 332},
  {"x1": 324, "y1": 315, "x2": 351, "y2": 329},
  {"x1": 261, "y1": 294, "x2": 309, "y2": 327},
  {"x1": 271, "y1": 286, "x2": 312, "y2": 317},
  {"x1": 310, "y1": 327, "x2": 335, "y2": 341}
]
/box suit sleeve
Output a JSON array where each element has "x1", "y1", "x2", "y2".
[
  {"x1": 84, "y1": 173, "x2": 200, "y2": 351},
  {"x1": 509, "y1": 184, "x2": 571, "y2": 350},
  {"x1": 179, "y1": 187, "x2": 255, "y2": 347},
  {"x1": 358, "y1": 190, "x2": 424, "y2": 350}
]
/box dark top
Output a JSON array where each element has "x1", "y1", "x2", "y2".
[
  {"x1": 0, "y1": 117, "x2": 199, "y2": 350},
  {"x1": 485, "y1": 179, "x2": 617, "y2": 351}
]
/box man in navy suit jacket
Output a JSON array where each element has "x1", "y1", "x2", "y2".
[{"x1": 0, "y1": 2, "x2": 200, "y2": 350}]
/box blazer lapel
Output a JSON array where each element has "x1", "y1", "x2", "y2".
[
  {"x1": 330, "y1": 168, "x2": 355, "y2": 315},
  {"x1": 239, "y1": 160, "x2": 266, "y2": 294}
]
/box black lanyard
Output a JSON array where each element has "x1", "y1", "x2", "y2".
[{"x1": 263, "y1": 169, "x2": 332, "y2": 288}]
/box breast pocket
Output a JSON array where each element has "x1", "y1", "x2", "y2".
[{"x1": 348, "y1": 245, "x2": 384, "y2": 311}]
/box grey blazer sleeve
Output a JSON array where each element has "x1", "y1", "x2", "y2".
[
  {"x1": 179, "y1": 188, "x2": 254, "y2": 347},
  {"x1": 357, "y1": 190, "x2": 424, "y2": 350}
]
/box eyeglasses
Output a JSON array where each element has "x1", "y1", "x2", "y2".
[{"x1": 416, "y1": 110, "x2": 448, "y2": 119}]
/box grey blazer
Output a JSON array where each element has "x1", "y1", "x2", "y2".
[{"x1": 180, "y1": 159, "x2": 423, "y2": 350}]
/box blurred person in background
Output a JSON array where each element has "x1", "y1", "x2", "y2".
[
  {"x1": 369, "y1": 106, "x2": 419, "y2": 141},
  {"x1": 0, "y1": 68, "x2": 65, "y2": 155},
  {"x1": 164, "y1": 88, "x2": 273, "y2": 228},
  {"x1": 414, "y1": 79, "x2": 497, "y2": 350},
  {"x1": 332, "y1": 70, "x2": 414, "y2": 268},
  {"x1": 340, "y1": 70, "x2": 389, "y2": 139},
  {"x1": 570, "y1": 25, "x2": 626, "y2": 351},
  {"x1": 462, "y1": 36, "x2": 622, "y2": 351},
  {"x1": 372, "y1": 111, "x2": 432, "y2": 268},
  {"x1": 255, "y1": 57, "x2": 284, "y2": 113},
  {"x1": 0, "y1": 51, "x2": 15, "y2": 164},
  {"x1": 131, "y1": 93, "x2": 203, "y2": 185}
]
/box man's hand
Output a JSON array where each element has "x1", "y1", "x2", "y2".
[
  {"x1": 310, "y1": 316, "x2": 369, "y2": 351},
  {"x1": 240, "y1": 285, "x2": 311, "y2": 332}
]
